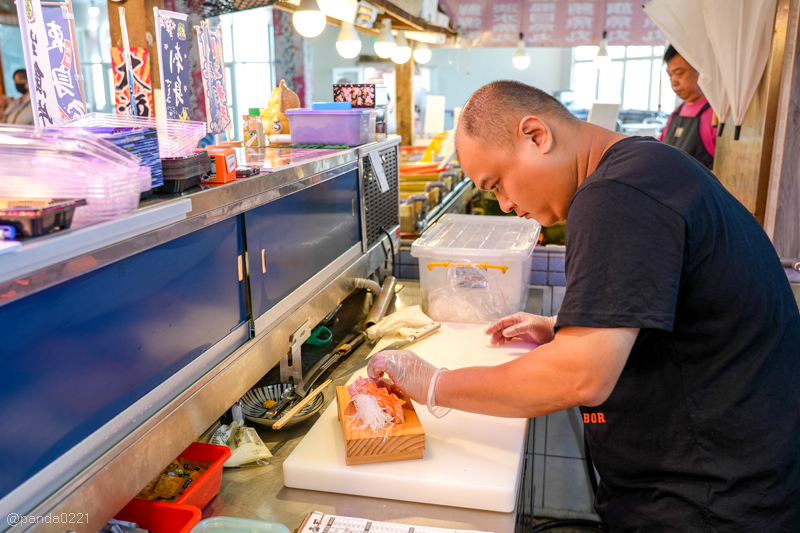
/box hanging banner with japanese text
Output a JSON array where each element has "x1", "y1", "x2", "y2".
[
  {"x1": 604, "y1": 1, "x2": 665, "y2": 46},
  {"x1": 41, "y1": 3, "x2": 87, "y2": 123},
  {"x1": 154, "y1": 8, "x2": 190, "y2": 120},
  {"x1": 111, "y1": 47, "x2": 154, "y2": 116},
  {"x1": 195, "y1": 22, "x2": 231, "y2": 135},
  {"x1": 441, "y1": 0, "x2": 665, "y2": 48},
  {"x1": 16, "y1": 0, "x2": 62, "y2": 127}
]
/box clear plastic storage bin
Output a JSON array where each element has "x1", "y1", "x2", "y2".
[
  {"x1": 411, "y1": 214, "x2": 542, "y2": 315},
  {"x1": 285, "y1": 109, "x2": 371, "y2": 146}
]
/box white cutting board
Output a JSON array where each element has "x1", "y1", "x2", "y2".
[{"x1": 283, "y1": 322, "x2": 535, "y2": 513}]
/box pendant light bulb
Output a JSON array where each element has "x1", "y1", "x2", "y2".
[
  {"x1": 88, "y1": 1, "x2": 100, "y2": 17},
  {"x1": 336, "y1": 21, "x2": 362, "y2": 58},
  {"x1": 374, "y1": 19, "x2": 396, "y2": 58},
  {"x1": 391, "y1": 31, "x2": 412, "y2": 64},
  {"x1": 412, "y1": 41, "x2": 431, "y2": 64},
  {"x1": 293, "y1": 0, "x2": 327, "y2": 38},
  {"x1": 594, "y1": 30, "x2": 611, "y2": 66},
  {"x1": 512, "y1": 33, "x2": 530, "y2": 70}
]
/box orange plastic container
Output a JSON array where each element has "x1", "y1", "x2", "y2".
[
  {"x1": 116, "y1": 499, "x2": 201, "y2": 533},
  {"x1": 173, "y1": 442, "x2": 231, "y2": 509},
  {"x1": 201, "y1": 147, "x2": 238, "y2": 184}
]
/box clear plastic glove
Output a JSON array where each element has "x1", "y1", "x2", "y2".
[
  {"x1": 367, "y1": 349, "x2": 451, "y2": 418},
  {"x1": 485, "y1": 312, "x2": 557, "y2": 346}
]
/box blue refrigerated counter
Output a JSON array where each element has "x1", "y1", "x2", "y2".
[{"x1": 0, "y1": 138, "x2": 400, "y2": 532}]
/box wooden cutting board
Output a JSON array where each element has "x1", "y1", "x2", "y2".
[
  {"x1": 283, "y1": 322, "x2": 536, "y2": 513},
  {"x1": 336, "y1": 386, "x2": 425, "y2": 465}
]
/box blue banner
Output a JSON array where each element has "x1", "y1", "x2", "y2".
[
  {"x1": 154, "y1": 9, "x2": 190, "y2": 120},
  {"x1": 196, "y1": 23, "x2": 231, "y2": 135},
  {"x1": 41, "y1": 4, "x2": 86, "y2": 123}
]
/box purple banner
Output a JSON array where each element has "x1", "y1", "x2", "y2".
[{"x1": 41, "y1": 4, "x2": 86, "y2": 122}]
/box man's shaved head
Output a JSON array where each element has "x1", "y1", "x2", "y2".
[
  {"x1": 456, "y1": 80, "x2": 623, "y2": 226},
  {"x1": 457, "y1": 80, "x2": 577, "y2": 152}
]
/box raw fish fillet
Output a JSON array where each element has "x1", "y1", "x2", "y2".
[{"x1": 348, "y1": 376, "x2": 405, "y2": 424}]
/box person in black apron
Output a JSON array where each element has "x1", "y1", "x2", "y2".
[{"x1": 660, "y1": 46, "x2": 716, "y2": 169}]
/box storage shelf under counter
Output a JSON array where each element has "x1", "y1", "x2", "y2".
[{"x1": 0, "y1": 138, "x2": 405, "y2": 533}]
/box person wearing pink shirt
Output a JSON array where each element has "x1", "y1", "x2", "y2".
[{"x1": 659, "y1": 46, "x2": 716, "y2": 170}]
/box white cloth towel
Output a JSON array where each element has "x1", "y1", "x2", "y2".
[{"x1": 366, "y1": 305, "x2": 434, "y2": 341}]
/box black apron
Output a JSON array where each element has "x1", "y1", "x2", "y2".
[{"x1": 662, "y1": 102, "x2": 714, "y2": 170}]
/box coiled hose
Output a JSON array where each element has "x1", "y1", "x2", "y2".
[{"x1": 352, "y1": 278, "x2": 381, "y2": 294}]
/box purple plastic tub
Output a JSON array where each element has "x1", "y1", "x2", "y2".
[{"x1": 285, "y1": 108, "x2": 371, "y2": 146}]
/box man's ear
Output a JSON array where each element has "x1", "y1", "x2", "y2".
[{"x1": 518, "y1": 115, "x2": 553, "y2": 154}]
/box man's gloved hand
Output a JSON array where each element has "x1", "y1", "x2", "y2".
[
  {"x1": 485, "y1": 312, "x2": 557, "y2": 346},
  {"x1": 367, "y1": 349, "x2": 451, "y2": 418}
]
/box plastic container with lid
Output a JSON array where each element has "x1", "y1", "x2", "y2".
[
  {"x1": 411, "y1": 214, "x2": 542, "y2": 315},
  {"x1": 191, "y1": 517, "x2": 291, "y2": 533},
  {"x1": 285, "y1": 108, "x2": 371, "y2": 146}
]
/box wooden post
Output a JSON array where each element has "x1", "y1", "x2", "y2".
[
  {"x1": 396, "y1": 57, "x2": 414, "y2": 146},
  {"x1": 108, "y1": 0, "x2": 163, "y2": 92}
]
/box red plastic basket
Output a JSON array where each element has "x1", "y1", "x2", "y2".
[
  {"x1": 171, "y1": 442, "x2": 231, "y2": 509},
  {"x1": 116, "y1": 499, "x2": 201, "y2": 533}
]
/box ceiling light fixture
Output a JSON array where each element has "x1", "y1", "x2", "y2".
[
  {"x1": 412, "y1": 41, "x2": 431, "y2": 64},
  {"x1": 373, "y1": 19, "x2": 396, "y2": 58},
  {"x1": 594, "y1": 31, "x2": 611, "y2": 66},
  {"x1": 512, "y1": 33, "x2": 530, "y2": 70},
  {"x1": 391, "y1": 31, "x2": 412, "y2": 64},
  {"x1": 293, "y1": 0, "x2": 327, "y2": 38},
  {"x1": 336, "y1": 21, "x2": 362, "y2": 58}
]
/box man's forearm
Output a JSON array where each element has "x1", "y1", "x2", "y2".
[{"x1": 433, "y1": 326, "x2": 638, "y2": 418}]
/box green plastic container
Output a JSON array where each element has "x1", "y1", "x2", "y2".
[{"x1": 191, "y1": 517, "x2": 291, "y2": 533}]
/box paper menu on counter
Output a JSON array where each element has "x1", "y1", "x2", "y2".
[{"x1": 299, "y1": 512, "x2": 493, "y2": 533}]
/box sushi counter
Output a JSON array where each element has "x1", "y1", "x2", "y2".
[
  {"x1": 0, "y1": 137, "x2": 417, "y2": 532},
  {"x1": 205, "y1": 318, "x2": 526, "y2": 533}
]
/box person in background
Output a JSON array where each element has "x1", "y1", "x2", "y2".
[
  {"x1": 660, "y1": 46, "x2": 716, "y2": 170},
  {"x1": 0, "y1": 69, "x2": 33, "y2": 125}
]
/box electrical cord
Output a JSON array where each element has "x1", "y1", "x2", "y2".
[{"x1": 379, "y1": 226, "x2": 396, "y2": 278}]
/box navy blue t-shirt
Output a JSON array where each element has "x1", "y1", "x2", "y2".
[{"x1": 556, "y1": 137, "x2": 800, "y2": 531}]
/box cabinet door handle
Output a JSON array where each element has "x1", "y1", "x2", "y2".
[
  {"x1": 238, "y1": 255, "x2": 243, "y2": 281},
  {"x1": 352, "y1": 198, "x2": 356, "y2": 216},
  {"x1": 261, "y1": 249, "x2": 267, "y2": 274}
]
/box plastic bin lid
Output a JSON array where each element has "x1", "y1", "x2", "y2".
[
  {"x1": 191, "y1": 517, "x2": 291, "y2": 533},
  {"x1": 411, "y1": 214, "x2": 542, "y2": 260},
  {"x1": 285, "y1": 108, "x2": 371, "y2": 115}
]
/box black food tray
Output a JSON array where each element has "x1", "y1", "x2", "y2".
[
  {"x1": 0, "y1": 198, "x2": 86, "y2": 238},
  {"x1": 154, "y1": 175, "x2": 201, "y2": 194}
]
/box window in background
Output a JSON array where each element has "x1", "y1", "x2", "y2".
[
  {"x1": 220, "y1": 7, "x2": 275, "y2": 139},
  {"x1": 0, "y1": 24, "x2": 26, "y2": 98},
  {"x1": 571, "y1": 45, "x2": 675, "y2": 114},
  {"x1": 74, "y1": 1, "x2": 114, "y2": 113}
]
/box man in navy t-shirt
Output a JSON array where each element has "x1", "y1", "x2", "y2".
[{"x1": 368, "y1": 80, "x2": 800, "y2": 531}]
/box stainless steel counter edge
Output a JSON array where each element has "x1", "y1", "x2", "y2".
[
  {"x1": 16, "y1": 239, "x2": 391, "y2": 533},
  {"x1": 0, "y1": 141, "x2": 401, "y2": 307}
]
